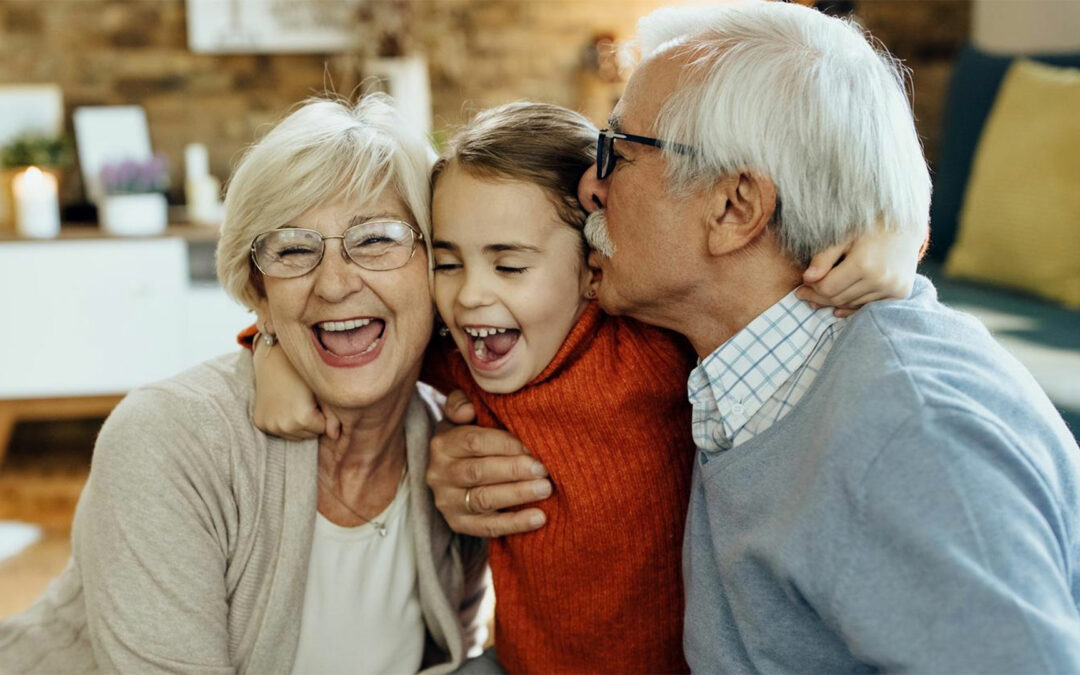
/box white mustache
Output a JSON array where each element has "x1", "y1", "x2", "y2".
[{"x1": 584, "y1": 209, "x2": 616, "y2": 258}]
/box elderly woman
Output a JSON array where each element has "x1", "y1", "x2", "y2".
[{"x1": 0, "y1": 95, "x2": 487, "y2": 674}]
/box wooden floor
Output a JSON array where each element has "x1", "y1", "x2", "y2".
[{"x1": 0, "y1": 419, "x2": 98, "y2": 618}]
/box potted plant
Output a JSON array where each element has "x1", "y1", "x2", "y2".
[
  {"x1": 98, "y1": 154, "x2": 170, "y2": 236},
  {"x1": 0, "y1": 134, "x2": 72, "y2": 231}
]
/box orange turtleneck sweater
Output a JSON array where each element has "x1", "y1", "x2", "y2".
[
  {"x1": 238, "y1": 304, "x2": 695, "y2": 673},
  {"x1": 423, "y1": 303, "x2": 696, "y2": 674}
]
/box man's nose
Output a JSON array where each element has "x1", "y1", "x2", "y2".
[{"x1": 578, "y1": 163, "x2": 608, "y2": 213}]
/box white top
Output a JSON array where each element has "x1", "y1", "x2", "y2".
[{"x1": 291, "y1": 476, "x2": 425, "y2": 675}]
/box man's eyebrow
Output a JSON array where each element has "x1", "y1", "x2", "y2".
[
  {"x1": 608, "y1": 114, "x2": 622, "y2": 132},
  {"x1": 484, "y1": 243, "x2": 542, "y2": 254}
]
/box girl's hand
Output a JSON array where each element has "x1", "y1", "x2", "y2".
[
  {"x1": 252, "y1": 339, "x2": 341, "y2": 441},
  {"x1": 797, "y1": 222, "x2": 926, "y2": 318}
]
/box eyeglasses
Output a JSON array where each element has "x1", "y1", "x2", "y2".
[
  {"x1": 250, "y1": 220, "x2": 424, "y2": 279},
  {"x1": 595, "y1": 128, "x2": 694, "y2": 180}
]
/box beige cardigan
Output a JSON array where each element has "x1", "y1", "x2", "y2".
[{"x1": 0, "y1": 352, "x2": 488, "y2": 674}]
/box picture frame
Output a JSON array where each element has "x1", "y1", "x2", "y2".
[
  {"x1": 72, "y1": 106, "x2": 153, "y2": 205},
  {"x1": 186, "y1": 0, "x2": 364, "y2": 54}
]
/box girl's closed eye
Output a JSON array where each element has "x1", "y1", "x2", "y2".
[
  {"x1": 496, "y1": 265, "x2": 528, "y2": 275},
  {"x1": 432, "y1": 254, "x2": 462, "y2": 273}
]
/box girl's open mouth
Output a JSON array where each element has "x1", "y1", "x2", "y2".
[{"x1": 463, "y1": 326, "x2": 520, "y2": 371}]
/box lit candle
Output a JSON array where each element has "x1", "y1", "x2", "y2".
[{"x1": 13, "y1": 166, "x2": 61, "y2": 239}]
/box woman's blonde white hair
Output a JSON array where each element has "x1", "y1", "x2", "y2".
[
  {"x1": 637, "y1": 1, "x2": 931, "y2": 264},
  {"x1": 216, "y1": 93, "x2": 436, "y2": 310}
]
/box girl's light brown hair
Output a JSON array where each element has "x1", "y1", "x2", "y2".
[{"x1": 431, "y1": 102, "x2": 598, "y2": 249}]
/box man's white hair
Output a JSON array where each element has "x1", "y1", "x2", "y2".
[
  {"x1": 216, "y1": 93, "x2": 435, "y2": 310},
  {"x1": 638, "y1": 1, "x2": 930, "y2": 264}
]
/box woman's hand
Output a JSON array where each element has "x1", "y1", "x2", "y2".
[
  {"x1": 252, "y1": 339, "x2": 341, "y2": 440},
  {"x1": 427, "y1": 391, "x2": 552, "y2": 538},
  {"x1": 796, "y1": 222, "x2": 927, "y2": 318}
]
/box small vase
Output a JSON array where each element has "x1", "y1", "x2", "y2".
[{"x1": 100, "y1": 192, "x2": 168, "y2": 236}]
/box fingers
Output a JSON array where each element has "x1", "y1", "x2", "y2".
[
  {"x1": 436, "y1": 482, "x2": 551, "y2": 537},
  {"x1": 254, "y1": 409, "x2": 323, "y2": 441},
  {"x1": 426, "y1": 423, "x2": 551, "y2": 536},
  {"x1": 447, "y1": 508, "x2": 548, "y2": 538},
  {"x1": 323, "y1": 408, "x2": 342, "y2": 441},
  {"x1": 803, "y1": 242, "x2": 848, "y2": 283},
  {"x1": 447, "y1": 453, "x2": 549, "y2": 489},
  {"x1": 465, "y1": 479, "x2": 552, "y2": 513},
  {"x1": 794, "y1": 285, "x2": 833, "y2": 308},
  {"x1": 840, "y1": 290, "x2": 889, "y2": 312},
  {"x1": 443, "y1": 389, "x2": 477, "y2": 424},
  {"x1": 806, "y1": 256, "x2": 866, "y2": 300},
  {"x1": 430, "y1": 425, "x2": 533, "y2": 462}
]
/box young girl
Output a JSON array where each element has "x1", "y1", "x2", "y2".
[{"x1": 248, "y1": 102, "x2": 922, "y2": 673}]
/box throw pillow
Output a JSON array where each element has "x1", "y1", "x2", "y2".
[{"x1": 945, "y1": 59, "x2": 1080, "y2": 308}]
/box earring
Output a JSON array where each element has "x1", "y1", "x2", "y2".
[
  {"x1": 438, "y1": 325, "x2": 450, "y2": 337},
  {"x1": 586, "y1": 289, "x2": 597, "y2": 300},
  {"x1": 262, "y1": 332, "x2": 278, "y2": 347}
]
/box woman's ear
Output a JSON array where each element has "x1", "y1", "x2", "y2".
[
  {"x1": 705, "y1": 172, "x2": 777, "y2": 257},
  {"x1": 254, "y1": 299, "x2": 275, "y2": 337}
]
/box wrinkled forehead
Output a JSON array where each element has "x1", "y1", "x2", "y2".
[{"x1": 612, "y1": 48, "x2": 694, "y2": 136}]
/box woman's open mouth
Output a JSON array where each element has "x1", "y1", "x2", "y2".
[
  {"x1": 312, "y1": 317, "x2": 386, "y2": 366},
  {"x1": 463, "y1": 325, "x2": 520, "y2": 372}
]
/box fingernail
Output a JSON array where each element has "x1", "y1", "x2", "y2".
[
  {"x1": 530, "y1": 461, "x2": 548, "y2": 477},
  {"x1": 533, "y1": 480, "x2": 552, "y2": 498},
  {"x1": 529, "y1": 513, "x2": 546, "y2": 528}
]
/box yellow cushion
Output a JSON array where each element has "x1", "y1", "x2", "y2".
[{"x1": 945, "y1": 59, "x2": 1080, "y2": 308}]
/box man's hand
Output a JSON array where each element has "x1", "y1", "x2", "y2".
[{"x1": 427, "y1": 390, "x2": 552, "y2": 538}]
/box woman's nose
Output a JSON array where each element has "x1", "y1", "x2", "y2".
[
  {"x1": 578, "y1": 163, "x2": 608, "y2": 213},
  {"x1": 313, "y1": 240, "x2": 365, "y2": 302}
]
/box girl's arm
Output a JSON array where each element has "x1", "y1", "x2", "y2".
[
  {"x1": 797, "y1": 221, "x2": 928, "y2": 317},
  {"x1": 250, "y1": 336, "x2": 339, "y2": 440}
]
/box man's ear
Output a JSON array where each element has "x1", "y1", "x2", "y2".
[{"x1": 705, "y1": 172, "x2": 777, "y2": 257}]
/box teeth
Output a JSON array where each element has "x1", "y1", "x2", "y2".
[
  {"x1": 464, "y1": 326, "x2": 509, "y2": 338},
  {"x1": 318, "y1": 318, "x2": 372, "y2": 332},
  {"x1": 360, "y1": 337, "x2": 380, "y2": 354}
]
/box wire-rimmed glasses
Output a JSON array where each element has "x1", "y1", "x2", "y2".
[{"x1": 250, "y1": 220, "x2": 424, "y2": 278}]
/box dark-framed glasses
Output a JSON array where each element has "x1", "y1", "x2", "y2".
[
  {"x1": 596, "y1": 128, "x2": 694, "y2": 180},
  {"x1": 250, "y1": 220, "x2": 424, "y2": 278}
]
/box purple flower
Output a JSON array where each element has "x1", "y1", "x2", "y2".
[{"x1": 99, "y1": 153, "x2": 170, "y2": 195}]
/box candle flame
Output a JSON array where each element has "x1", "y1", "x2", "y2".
[{"x1": 25, "y1": 166, "x2": 43, "y2": 179}]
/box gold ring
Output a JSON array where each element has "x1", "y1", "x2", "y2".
[{"x1": 464, "y1": 487, "x2": 476, "y2": 514}]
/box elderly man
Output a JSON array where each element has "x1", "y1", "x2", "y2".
[{"x1": 429, "y1": 2, "x2": 1080, "y2": 671}]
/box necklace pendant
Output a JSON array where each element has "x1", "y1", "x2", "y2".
[{"x1": 376, "y1": 523, "x2": 388, "y2": 537}]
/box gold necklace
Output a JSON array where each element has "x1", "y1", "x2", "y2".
[{"x1": 317, "y1": 450, "x2": 407, "y2": 538}]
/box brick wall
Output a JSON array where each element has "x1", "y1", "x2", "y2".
[{"x1": 0, "y1": 0, "x2": 969, "y2": 207}]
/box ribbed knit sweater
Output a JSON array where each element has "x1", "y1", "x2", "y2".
[{"x1": 423, "y1": 302, "x2": 696, "y2": 674}]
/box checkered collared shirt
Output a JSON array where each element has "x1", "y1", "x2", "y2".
[{"x1": 688, "y1": 290, "x2": 846, "y2": 454}]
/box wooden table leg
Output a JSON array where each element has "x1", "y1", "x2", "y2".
[{"x1": 0, "y1": 407, "x2": 15, "y2": 470}]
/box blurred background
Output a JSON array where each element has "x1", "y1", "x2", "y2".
[{"x1": 1, "y1": 0, "x2": 1078, "y2": 618}]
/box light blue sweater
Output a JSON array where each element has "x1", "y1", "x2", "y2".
[{"x1": 683, "y1": 278, "x2": 1080, "y2": 672}]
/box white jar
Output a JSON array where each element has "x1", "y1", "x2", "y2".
[{"x1": 100, "y1": 192, "x2": 168, "y2": 236}]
